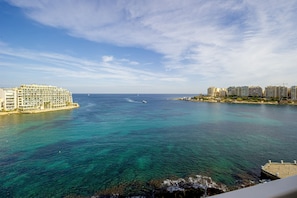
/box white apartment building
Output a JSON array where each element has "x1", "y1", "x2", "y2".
[
  {"x1": 0, "y1": 84, "x2": 74, "y2": 111},
  {"x1": 291, "y1": 86, "x2": 297, "y2": 100},
  {"x1": 0, "y1": 88, "x2": 18, "y2": 111},
  {"x1": 17, "y1": 84, "x2": 73, "y2": 111}
]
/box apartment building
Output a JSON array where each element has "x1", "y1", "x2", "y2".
[
  {"x1": 227, "y1": 87, "x2": 236, "y2": 96},
  {"x1": 240, "y1": 86, "x2": 249, "y2": 97},
  {"x1": 0, "y1": 84, "x2": 74, "y2": 111},
  {"x1": 208, "y1": 87, "x2": 227, "y2": 97},
  {"x1": 226, "y1": 86, "x2": 260, "y2": 97},
  {"x1": 211, "y1": 85, "x2": 295, "y2": 99},
  {"x1": 291, "y1": 86, "x2": 297, "y2": 100},
  {"x1": 0, "y1": 88, "x2": 18, "y2": 111},
  {"x1": 207, "y1": 87, "x2": 217, "y2": 97},
  {"x1": 265, "y1": 86, "x2": 288, "y2": 99},
  {"x1": 249, "y1": 86, "x2": 263, "y2": 97}
]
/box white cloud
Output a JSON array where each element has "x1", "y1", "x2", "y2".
[
  {"x1": 102, "y1": 56, "x2": 114, "y2": 63},
  {"x1": 5, "y1": 0, "x2": 297, "y2": 91},
  {"x1": 0, "y1": 46, "x2": 185, "y2": 84}
]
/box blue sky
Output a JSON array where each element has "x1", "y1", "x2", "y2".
[{"x1": 1, "y1": 0, "x2": 297, "y2": 93}]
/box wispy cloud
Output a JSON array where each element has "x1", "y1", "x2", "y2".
[
  {"x1": 5, "y1": 0, "x2": 297, "y2": 91},
  {"x1": 0, "y1": 46, "x2": 186, "y2": 88}
]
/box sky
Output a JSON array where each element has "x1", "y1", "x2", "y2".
[{"x1": 1, "y1": 0, "x2": 297, "y2": 94}]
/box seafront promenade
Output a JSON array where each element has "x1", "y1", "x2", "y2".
[{"x1": 0, "y1": 103, "x2": 79, "y2": 116}]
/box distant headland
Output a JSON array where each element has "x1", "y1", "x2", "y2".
[
  {"x1": 179, "y1": 85, "x2": 297, "y2": 105},
  {"x1": 0, "y1": 84, "x2": 79, "y2": 115}
]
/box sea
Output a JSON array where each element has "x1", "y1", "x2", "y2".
[{"x1": 0, "y1": 94, "x2": 296, "y2": 197}]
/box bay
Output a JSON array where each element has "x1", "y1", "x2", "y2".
[{"x1": 0, "y1": 94, "x2": 296, "y2": 197}]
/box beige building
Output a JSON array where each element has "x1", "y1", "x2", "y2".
[
  {"x1": 207, "y1": 87, "x2": 217, "y2": 97},
  {"x1": 0, "y1": 88, "x2": 18, "y2": 111},
  {"x1": 207, "y1": 87, "x2": 227, "y2": 97},
  {"x1": 0, "y1": 84, "x2": 74, "y2": 112}
]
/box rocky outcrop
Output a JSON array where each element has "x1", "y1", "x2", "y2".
[
  {"x1": 92, "y1": 175, "x2": 228, "y2": 198},
  {"x1": 159, "y1": 175, "x2": 228, "y2": 197}
]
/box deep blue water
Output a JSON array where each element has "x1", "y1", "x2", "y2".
[{"x1": 0, "y1": 94, "x2": 296, "y2": 197}]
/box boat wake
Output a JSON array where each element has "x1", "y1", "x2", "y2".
[{"x1": 125, "y1": 98, "x2": 142, "y2": 103}]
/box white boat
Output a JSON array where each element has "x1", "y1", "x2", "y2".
[{"x1": 142, "y1": 100, "x2": 147, "y2": 103}]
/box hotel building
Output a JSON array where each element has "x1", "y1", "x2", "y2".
[{"x1": 0, "y1": 84, "x2": 75, "y2": 112}]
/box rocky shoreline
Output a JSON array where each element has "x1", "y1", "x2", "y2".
[
  {"x1": 78, "y1": 173, "x2": 262, "y2": 198},
  {"x1": 177, "y1": 96, "x2": 297, "y2": 106},
  {"x1": 86, "y1": 175, "x2": 227, "y2": 198}
]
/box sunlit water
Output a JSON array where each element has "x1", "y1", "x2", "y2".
[{"x1": 0, "y1": 94, "x2": 296, "y2": 197}]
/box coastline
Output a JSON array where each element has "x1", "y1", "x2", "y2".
[
  {"x1": 177, "y1": 97, "x2": 297, "y2": 106},
  {"x1": 0, "y1": 103, "x2": 79, "y2": 116}
]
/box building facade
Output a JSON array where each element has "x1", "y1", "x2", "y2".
[
  {"x1": 209, "y1": 85, "x2": 294, "y2": 99},
  {"x1": 0, "y1": 84, "x2": 74, "y2": 111},
  {"x1": 227, "y1": 87, "x2": 236, "y2": 96},
  {"x1": 265, "y1": 86, "x2": 288, "y2": 99},
  {"x1": 249, "y1": 86, "x2": 263, "y2": 97},
  {"x1": 207, "y1": 87, "x2": 227, "y2": 97},
  {"x1": 0, "y1": 88, "x2": 18, "y2": 111},
  {"x1": 207, "y1": 87, "x2": 217, "y2": 97},
  {"x1": 291, "y1": 86, "x2": 297, "y2": 100},
  {"x1": 240, "y1": 86, "x2": 249, "y2": 97}
]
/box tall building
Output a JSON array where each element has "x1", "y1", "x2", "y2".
[
  {"x1": 0, "y1": 84, "x2": 75, "y2": 112},
  {"x1": 207, "y1": 87, "x2": 227, "y2": 97},
  {"x1": 235, "y1": 87, "x2": 241, "y2": 96},
  {"x1": 227, "y1": 87, "x2": 236, "y2": 96},
  {"x1": 249, "y1": 86, "x2": 263, "y2": 97},
  {"x1": 0, "y1": 88, "x2": 18, "y2": 111},
  {"x1": 265, "y1": 86, "x2": 288, "y2": 99},
  {"x1": 291, "y1": 86, "x2": 297, "y2": 100},
  {"x1": 218, "y1": 88, "x2": 227, "y2": 97},
  {"x1": 241, "y1": 86, "x2": 249, "y2": 97},
  {"x1": 207, "y1": 87, "x2": 217, "y2": 97},
  {"x1": 278, "y1": 86, "x2": 288, "y2": 98},
  {"x1": 265, "y1": 86, "x2": 277, "y2": 98}
]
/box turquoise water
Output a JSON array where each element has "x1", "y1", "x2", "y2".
[{"x1": 0, "y1": 94, "x2": 296, "y2": 197}]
